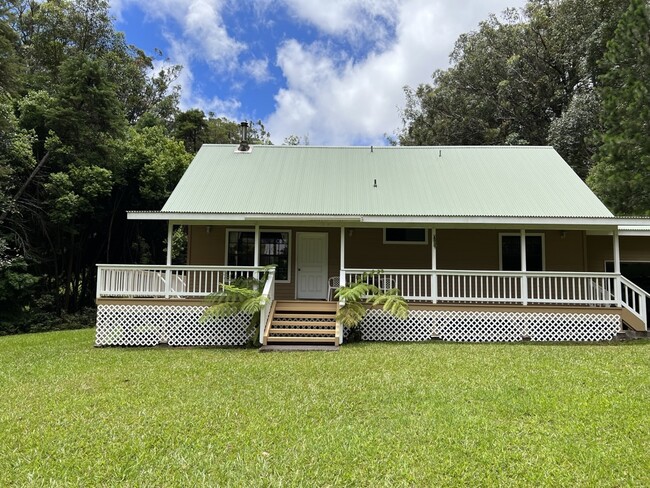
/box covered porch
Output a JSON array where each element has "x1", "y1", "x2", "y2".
[{"x1": 95, "y1": 220, "x2": 649, "y2": 346}]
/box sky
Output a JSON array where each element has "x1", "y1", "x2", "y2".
[{"x1": 110, "y1": 0, "x2": 527, "y2": 145}]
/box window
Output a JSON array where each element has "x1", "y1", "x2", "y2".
[
  {"x1": 384, "y1": 228, "x2": 428, "y2": 244},
  {"x1": 500, "y1": 234, "x2": 544, "y2": 271},
  {"x1": 226, "y1": 230, "x2": 290, "y2": 281}
]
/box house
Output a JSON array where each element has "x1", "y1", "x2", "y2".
[{"x1": 95, "y1": 137, "x2": 650, "y2": 347}]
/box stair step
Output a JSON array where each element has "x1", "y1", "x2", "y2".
[
  {"x1": 270, "y1": 328, "x2": 336, "y2": 335},
  {"x1": 273, "y1": 313, "x2": 335, "y2": 319},
  {"x1": 271, "y1": 320, "x2": 335, "y2": 327},
  {"x1": 274, "y1": 301, "x2": 338, "y2": 312},
  {"x1": 266, "y1": 336, "x2": 337, "y2": 344}
]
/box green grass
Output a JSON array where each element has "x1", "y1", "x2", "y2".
[{"x1": 1, "y1": 330, "x2": 649, "y2": 487}]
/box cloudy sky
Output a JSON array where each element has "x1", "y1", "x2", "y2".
[{"x1": 111, "y1": 0, "x2": 526, "y2": 145}]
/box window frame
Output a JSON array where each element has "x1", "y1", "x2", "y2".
[
  {"x1": 498, "y1": 232, "x2": 545, "y2": 271},
  {"x1": 383, "y1": 227, "x2": 429, "y2": 245},
  {"x1": 225, "y1": 228, "x2": 292, "y2": 283}
]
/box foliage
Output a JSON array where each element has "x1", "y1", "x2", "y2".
[
  {"x1": 0, "y1": 259, "x2": 39, "y2": 331},
  {"x1": 1, "y1": 329, "x2": 650, "y2": 485},
  {"x1": 202, "y1": 265, "x2": 276, "y2": 346},
  {"x1": 335, "y1": 271, "x2": 409, "y2": 329},
  {"x1": 398, "y1": 0, "x2": 630, "y2": 178},
  {"x1": 588, "y1": 0, "x2": 650, "y2": 215},
  {"x1": 282, "y1": 134, "x2": 310, "y2": 145},
  {"x1": 174, "y1": 110, "x2": 273, "y2": 154},
  {"x1": 0, "y1": 0, "x2": 275, "y2": 333}
]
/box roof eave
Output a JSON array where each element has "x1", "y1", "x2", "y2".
[{"x1": 126, "y1": 211, "x2": 650, "y2": 229}]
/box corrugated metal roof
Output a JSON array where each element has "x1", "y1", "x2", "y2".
[{"x1": 161, "y1": 145, "x2": 614, "y2": 218}]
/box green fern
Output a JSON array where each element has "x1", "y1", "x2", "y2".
[
  {"x1": 334, "y1": 270, "x2": 410, "y2": 329},
  {"x1": 201, "y1": 265, "x2": 276, "y2": 346}
]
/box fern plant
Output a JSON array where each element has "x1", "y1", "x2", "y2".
[
  {"x1": 202, "y1": 265, "x2": 275, "y2": 346},
  {"x1": 335, "y1": 270, "x2": 409, "y2": 330}
]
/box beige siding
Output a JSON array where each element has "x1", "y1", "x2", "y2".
[
  {"x1": 544, "y1": 230, "x2": 586, "y2": 272},
  {"x1": 587, "y1": 235, "x2": 650, "y2": 271},
  {"x1": 345, "y1": 228, "x2": 432, "y2": 269},
  {"x1": 187, "y1": 225, "x2": 594, "y2": 299},
  {"x1": 437, "y1": 229, "x2": 497, "y2": 270},
  {"x1": 188, "y1": 225, "x2": 226, "y2": 265}
]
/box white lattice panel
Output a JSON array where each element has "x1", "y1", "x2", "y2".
[
  {"x1": 96, "y1": 304, "x2": 252, "y2": 346},
  {"x1": 357, "y1": 309, "x2": 437, "y2": 341},
  {"x1": 347, "y1": 309, "x2": 620, "y2": 343},
  {"x1": 526, "y1": 313, "x2": 620, "y2": 342},
  {"x1": 435, "y1": 310, "x2": 524, "y2": 342}
]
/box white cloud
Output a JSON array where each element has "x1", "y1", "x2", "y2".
[
  {"x1": 111, "y1": 0, "x2": 245, "y2": 116},
  {"x1": 266, "y1": 0, "x2": 525, "y2": 145},
  {"x1": 243, "y1": 58, "x2": 272, "y2": 83},
  {"x1": 282, "y1": 0, "x2": 399, "y2": 43}
]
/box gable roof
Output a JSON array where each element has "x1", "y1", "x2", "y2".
[{"x1": 160, "y1": 145, "x2": 613, "y2": 219}]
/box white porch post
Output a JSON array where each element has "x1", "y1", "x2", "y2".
[
  {"x1": 339, "y1": 226, "x2": 346, "y2": 345},
  {"x1": 339, "y1": 227, "x2": 346, "y2": 287},
  {"x1": 254, "y1": 224, "x2": 261, "y2": 284},
  {"x1": 520, "y1": 229, "x2": 528, "y2": 305},
  {"x1": 165, "y1": 221, "x2": 173, "y2": 298},
  {"x1": 613, "y1": 227, "x2": 622, "y2": 306},
  {"x1": 431, "y1": 228, "x2": 437, "y2": 303}
]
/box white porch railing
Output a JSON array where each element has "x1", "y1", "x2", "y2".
[
  {"x1": 343, "y1": 268, "x2": 649, "y2": 330},
  {"x1": 620, "y1": 275, "x2": 649, "y2": 327},
  {"x1": 343, "y1": 269, "x2": 622, "y2": 306},
  {"x1": 96, "y1": 265, "x2": 269, "y2": 299}
]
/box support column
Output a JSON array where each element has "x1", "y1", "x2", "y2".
[
  {"x1": 254, "y1": 225, "x2": 261, "y2": 284},
  {"x1": 520, "y1": 229, "x2": 528, "y2": 305},
  {"x1": 431, "y1": 228, "x2": 437, "y2": 303},
  {"x1": 253, "y1": 225, "x2": 260, "y2": 267},
  {"x1": 339, "y1": 227, "x2": 346, "y2": 288},
  {"x1": 613, "y1": 227, "x2": 622, "y2": 306},
  {"x1": 165, "y1": 222, "x2": 173, "y2": 298},
  {"x1": 166, "y1": 222, "x2": 173, "y2": 265},
  {"x1": 339, "y1": 226, "x2": 346, "y2": 345}
]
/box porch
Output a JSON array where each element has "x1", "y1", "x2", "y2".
[{"x1": 94, "y1": 264, "x2": 648, "y2": 346}]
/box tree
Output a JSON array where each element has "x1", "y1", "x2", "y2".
[
  {"x1": 398, "y1": 0, "x2": 630, "y2": 177},
  {"x1": 588, "y1": 0, "x2": 650, "y2": 215}
]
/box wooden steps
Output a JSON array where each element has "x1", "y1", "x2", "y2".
[{"x1": 263, "y1": 300, "x2": 339, "y2": 346}]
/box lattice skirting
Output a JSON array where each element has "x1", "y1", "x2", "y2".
[
  {"x1": 96, "y1": 304, "x2": 253, "y2": 346},
  {"x1": 348, "y1": 309, "x2": 620, "y2": 342}
]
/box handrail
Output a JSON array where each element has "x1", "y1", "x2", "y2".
[
  {"x1": 97, "y1": 264, "x2": 267, "y2": 271},
  {"x1": 619, "y1": 275, "x2": 649, "y2": 329},
  {"x1": 343, "y1": 268, "x2": 618, "y2": 278},
  {"x1": 259, "y1": 269, "x2": 276, "y2": 345}
]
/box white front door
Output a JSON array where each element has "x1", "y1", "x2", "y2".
[{"x1": 296, "y1": 232, "x2": 329, "y2": 299}]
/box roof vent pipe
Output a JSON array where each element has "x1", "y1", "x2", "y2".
[{"x1": 237, "y1": 122, "x2": 250, "y2": 152}]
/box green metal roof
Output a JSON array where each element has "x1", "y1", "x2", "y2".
[{"x1": 161, "y1": 145, "x2": 614, "y2": 218}]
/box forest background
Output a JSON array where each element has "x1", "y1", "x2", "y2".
[{"x1": 0, "y1": 0, "x2": 648, "y2": 334}]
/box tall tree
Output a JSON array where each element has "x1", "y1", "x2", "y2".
[
  {"x1": 398, "y1": 0, "x2": 629, "y2": 177},
  {"x1": 588, "y1": 0, "x2": 650, "y2": 215}
]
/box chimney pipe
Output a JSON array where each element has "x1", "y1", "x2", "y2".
[{"x1": 238, "y1": 122, "x2": 250, "y2": 152}]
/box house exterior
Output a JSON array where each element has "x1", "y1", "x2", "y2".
[{"x1": 95, "y1": 144, "x2": 650, "y2": 347}]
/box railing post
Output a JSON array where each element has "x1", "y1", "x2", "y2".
[
  {"x1": 614, "y1": 275, "x2": 622, "y2": 308},
  {"x1": 96, "y1": 266, "x2": 103, "y2": 299}
]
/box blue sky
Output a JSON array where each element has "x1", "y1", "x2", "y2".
[{"x1": 111, "y1": 0, "x2": 525, "y2": 145}]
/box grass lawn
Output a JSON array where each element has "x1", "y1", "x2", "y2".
[{"x1": 1, "y1": 330, "x2": 649, "y2": 487}]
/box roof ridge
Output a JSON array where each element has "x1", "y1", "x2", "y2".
[{"x1": 199, "y1": 144, "x2": 554, "y2": 149}]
